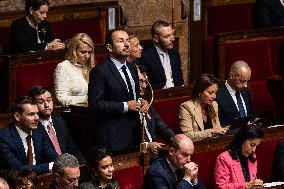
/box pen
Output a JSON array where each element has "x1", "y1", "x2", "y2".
[{"x1": 252, "y1": 173, "x2": 257, "y2": 180}]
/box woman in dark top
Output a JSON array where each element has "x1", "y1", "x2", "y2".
[
  {"x1": 215, "y1": 124, "x2": 264, "y2": 189},
  {"x1": 80, "y1": 147, "x2": 120, "y2": 189},
  {"x1": 10, "y1": 0, "x2": 65, "y2": 54}
]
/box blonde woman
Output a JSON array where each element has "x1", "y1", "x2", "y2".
[{"x1": 54, "y1": 33, "x2": 95, "y2": 107}]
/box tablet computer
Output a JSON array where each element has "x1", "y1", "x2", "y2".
[{"x1": 228, "y1": 115, "x2": 253, "y2": 134}]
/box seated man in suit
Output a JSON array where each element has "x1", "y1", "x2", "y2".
[
  {"x1": 88, "y1": 29, "x2": 147, "y2": 154},
  {"x1": 216, "y1": 60, "x2": 255, "y2": 126},
  {"x1": 0, "y1": 96, "x2": 57, "y2": 174},
  {"x1": 254, "y1": 0, "x2": 284, "y2": 28},
  {"x1": 28, "y1": 85, "x2": 85, "y2": 163},
  {"x1": 137, "y1": 65, "x2": 175, "y2": 156},
  {"x1": 141, "y1": 20, "x2": 184, "y2": 90},
  {"x1": 49, "y1": 153, "x2": 80, "y2": 189},
  {"x1": 143, "y1": 134, "x2": 205, "y2": 189}
]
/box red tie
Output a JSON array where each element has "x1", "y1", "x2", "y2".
[
  {"x1": 26, "y1": 134, "x2": 33, "y2": 165},
  {"x1": 47, "y1": 122, "x2": 62, "y2": 155}
]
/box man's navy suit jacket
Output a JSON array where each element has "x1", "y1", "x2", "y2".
[
  {"x1": 216, "y1": 84, "x2": 254, "y2": 125},
  {"x1": 143, "y1": 156, "x2": 206, "y2": 189},
  {"x1": 254, "y1": 0, "x2": 284, "y2": 28},
  {"x1": 146, "y1": 106, "x2": 175, "y2": 143},
  {"x1": 0, "y1": 123, "x2": 57, "y2": 174},
  {"x1": 141, "y1": 43, "x2": 184, "y2": 90},
  {"x1": 38, "y1": 116, "x2": 86, "y2": 163},
  {"x1": 88, "y1": 58, "x2": 140, "y2": 153}
]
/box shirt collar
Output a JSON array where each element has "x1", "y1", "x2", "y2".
[
  {"x1": 225, "y1": 80, "x2": 237, "y2": 95},
  {"x1": 166, "y1": 157, "x2": 178, "y2": 173},
  {"x1": 39, "y1": 116, "x2": 52, "y2": 128},
  {"x1": 154, "y1": 44, "x2": 168, "y2": 56},
  {"x1": 110, "y1": 57, "x2": 127, "y2": 70},
  {"x1": 15, "y1": 125, "x2": 32, "y2": 140}
]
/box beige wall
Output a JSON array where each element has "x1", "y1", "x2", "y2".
[{"x1": 0, "y1": 0, "x2": 190, "y2": 84}]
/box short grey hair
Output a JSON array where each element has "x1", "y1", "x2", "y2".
[{"x1": 52, "y1": 153, "x2": 79, "y2": 176}]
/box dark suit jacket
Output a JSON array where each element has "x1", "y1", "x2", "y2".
[
  {"x1": 216, "y1": 84, "x2": 254, "y2": 125},
  {"x1": 0, "y1": 123, "x2": 57, "y2": 174},
  {"x1": 88, "y1": 58, "x2": 140, "y2": 153},
  {"x1": 38, "y1": 116, "x2": 86, "y2": 164},
  {"x1": 143, "y1": 156, "x2": 205, "y2": 189},
  {"x1": 146, "y1": 106, "x2": 175, "y2": 143},
  {"x1": 254, "y1": 0, "x2": 284, "y2": 28},
  {"x1": 271, "y1": 140, "x2": 284, "y2": 181},
  {"x1": 10, "y1": 16, "x2": 54, "y2": 54},
  {"x1": 140, "y1": 43, "x2": 184, "y2": 89}
]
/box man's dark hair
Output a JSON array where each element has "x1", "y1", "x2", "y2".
[
  {"x1": 191, "y1": 74, "x2": 220, "y2": 100},
  {"x1": 11, "y1": 96, "x2": 35, "y2": 114},
  {"x1": 86, "y1": 147, "x2": 112, "y2": 170},
  {"x1": 151, "y1": 20, "x2": 170, "y2": 36},
  {"x1": 105, "y1": 28, "x2": 126, "y2": 47},
  {"x1": 227, "y1": 124, "x2": 264, "y2": 160},
  {"x1": 28, "y1": 85, "x2": 51, "y2": 101},
  {"x1": 25, "y1": 0, "x2": 50, "y2": 12}
]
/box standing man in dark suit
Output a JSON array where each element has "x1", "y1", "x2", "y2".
[
  {"x1": 137, "y1": 65, "x2": 175, "y2": 156},
  {"x1": 216, "y1": 60, "x2": 255, "y2": 126},
  {"x1": 0, "y1": 96, "x2": 57, "y2": 174},
  {"x1": 143, "y1": 134, "x2": 205, "y2": 189},
  {"x1": 254, "y1": 0, "x2": 284, "y2": 29},
  {"x1": 28, "y1": 85, "x2": 85, "y2": 163},
  {"x1": 141, "y1": 20, "x2": 184, "y2": 90},
  {"x1": 88, "y1": 29, "x2": 146, "y2": 154}
]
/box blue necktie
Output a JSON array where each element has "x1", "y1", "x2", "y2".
[
  {"x1": 121, "y1": 65, "x2": 134, "y2": 99},
  {"x1": 235, "y1": 91, "x2": 246, "y2": 118}
]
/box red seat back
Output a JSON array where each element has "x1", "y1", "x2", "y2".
[
  {"x1": 153, "y1": 96, "x2": 191, "y2": 134},
  {"x1": 114, "y1": 166, "x2": 143, "y2": 189}
]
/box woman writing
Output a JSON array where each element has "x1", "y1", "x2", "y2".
[
  {"x1": 11, "y1": 0, "x2": 65, "y2": 54},
  {"x1": 54, "y1": 33, "x2": 95, "y2": 107},
  {"x1": 214, "y1": 124, "x2": 264, "y2": 189},
  {"x1": 179, "y1": 74, "x2": 228, "y2": 141}
]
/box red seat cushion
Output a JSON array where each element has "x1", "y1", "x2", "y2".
[
  {"x1": 153, "y1": 96, "x2": 190, "y2": 134},
  {"x1": 223, "y1": 39, "x2": 273, "y2": 80},
  {"x1": 15, "y1": 60, "x2": 60, "y2": 97},
  {"x1": 207, "y1": 3, "x2": 254, "y2": 36},
  {"x1": 114, "y1": 166, "x2": 143, "y2": 189}
]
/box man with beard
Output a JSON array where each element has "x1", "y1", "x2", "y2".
[
  {"x1": 28, "y1": 85, "x2": 85, "y2": 163},
  {"x1": 0, "y1": 96, "x2": 57, "y2": 174},
  {"x1": 88, "y1": 29, "x2": 146, "y2": 154},
  {"x1": 50, "y1": 153, "x2": 80, "y2": 189},
  {"x1": 141, "y1": 20, "x2": 184, "y2": 90}
]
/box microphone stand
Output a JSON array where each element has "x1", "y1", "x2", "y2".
[{"x1": 139, "y1": 74, "x2": 154, "y2": 174}]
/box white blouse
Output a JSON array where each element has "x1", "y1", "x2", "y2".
[{"x1": 54, "y1": 60, "x2": 88, "y2": 107}]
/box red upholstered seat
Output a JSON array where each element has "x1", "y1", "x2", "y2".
[
  {"x1": 223, "y1": 39, "x2": 273, "y2": 80},
  {"x1": 268, "y1": 38, "x2": 284, "y2": 76},
  {"x1": 114, "y1": 166, "x2": 143, "y2": 189},
  {"x1": 49, "y1": 18, "x2": 105, "y2": 45},
  {"x1": 153, "y1": 96, "x2": 191, "y2": 134},
  {"x1": 207, "y1": 3, "x2": 254, "y2": 36},
  {"x1": 15, "y1": 60, "x2": 60, "y2": 97}
]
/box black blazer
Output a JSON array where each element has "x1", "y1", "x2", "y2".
[
  {"x1": 88, "y1": 58, "x2": 140, "y2": 153},
  {"x1": 140, "y1": 43, "x2": 184, "y2": 89},
  {"x1": 146, "y1": 106, "x2": 175, "y2": 143},
  {"x1": 38, "y1": 116, "x2": 86, "y2": 164},
  {"x1": 0, "y1": 123, "x2": 57, "y2": 174},
  {"x1": 143, "y1": 156, "x2": 205, "y2": 189},
  {"x1": 254, "y1": 0, "x2": 284, "y2": 28},
  {"x1": 216, "y1": 84, "x2": 254, "y2": 125},
  {"x1": 272, "y1": 140, "x2": 284, "y2": 181},
  {"x1": 10, "y1": 16, "x2": 54, "y2": 54}
]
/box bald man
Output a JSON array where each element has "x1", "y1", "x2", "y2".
[
  {"x1": 216, "y1": 60, "x2": 255, "y2": 126},
  {"x1": 143, "y1": 134, "x2": 205, "y2": 189}
]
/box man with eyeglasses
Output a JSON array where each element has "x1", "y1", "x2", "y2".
[
  {"x1": 50, "y1": 153, "x2": 80, "y2": 189},
  {"x1": 137, "y1": 65, "x2": 175, "y2": 157},
  {"x1": 216, "y1": 60, "x2": 255, "y2": 126},
  {"x1": 28, "y1": 85, "x2": 85, "y2": 164},
  {"x1": 140, "y1": 20, "x2": 184, "y2": 90}
]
